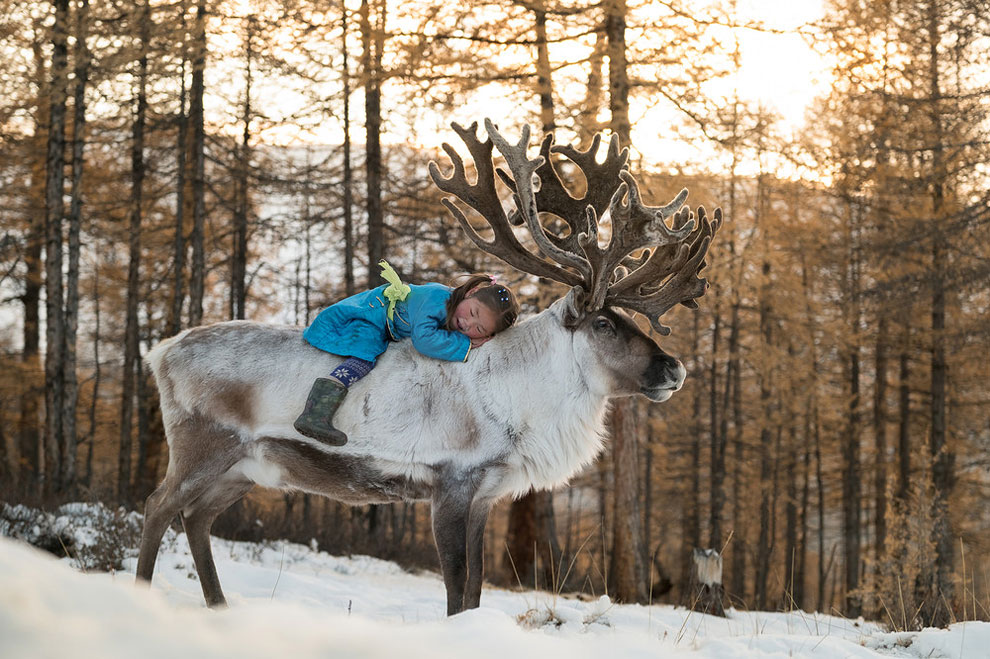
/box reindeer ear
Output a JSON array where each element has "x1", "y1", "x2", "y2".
[{"x1": 562, "y1": 286, "x2": 588, "y2": 328}]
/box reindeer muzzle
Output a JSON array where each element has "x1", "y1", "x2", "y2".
[{"x1": 640, "y1": 354, "x2": 686, "y2": 402}]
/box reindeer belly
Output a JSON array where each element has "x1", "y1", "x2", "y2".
[{"x1": 233, "y1": 438, "x2": 433, "y2": 505}]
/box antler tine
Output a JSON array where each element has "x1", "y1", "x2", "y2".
[
  {"x1": 608, "y1": 206, "x2": 723, "y2": 335},
  {"x1": 497, "y1": 131, "x2": 630, "y2": 252},
  {"x1": 609, "y1": 203, "x2": 698, "y2": 296},
  {"x1": 577, "y1": 172, "x2": 695, "y2": 312},
  {"x1": 611, "y1": 173, "x2": 694, "y2": 251},
  {"x1": 429, "y1": 121, "x2": 584, "y2": 287},
  {"x1": 550, "y1": 132, "x2": 629, "y2": 220},
  {"x1": 484, "y1": 119, "x2": 592, "y2": 280},
  {"x1": 497, "y1": 134, "x2": 563, "y2": 226}
]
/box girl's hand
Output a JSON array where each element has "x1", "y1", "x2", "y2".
[{"x1": 470, "y1": 335, "x2": 491, "y2": 348}]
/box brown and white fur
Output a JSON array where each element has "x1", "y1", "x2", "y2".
[{"x1": 136, "y1": 289, "x2": 686, "y2": 615}]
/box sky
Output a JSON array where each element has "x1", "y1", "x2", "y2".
[
  {"x1": 2, "y1": 503, "x2": 988, "y2": 659},
  {"x1": 730, "y1": 0, "x2": 829, "y2": 130}
]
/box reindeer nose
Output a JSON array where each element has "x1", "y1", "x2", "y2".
[{"x1": 644, "y1": 353, "x2": 685, "y2": 392}]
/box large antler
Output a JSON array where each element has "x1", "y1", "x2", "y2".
[
  {"x1": 431, "y1": 119, "x2": 721, "y2": 335},
  {"x1": 606, "y1": 202, "x2": 722, "y2": 335},
  {"x1": 428, "y1": 121, "x2": 584, "y2": 287}
]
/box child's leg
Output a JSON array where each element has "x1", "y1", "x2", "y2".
[
  {"x1": 328, "y1": 357, "x2": 375, "y2": 387},
  {"x1": 294, "y1": 357, "x2": 375, "y2": 446}
]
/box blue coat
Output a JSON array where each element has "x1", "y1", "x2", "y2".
[{"x1": 302, "y1": 283, "x2": 470, "y2": 363}]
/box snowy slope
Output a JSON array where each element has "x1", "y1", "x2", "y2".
[{"x1": 1, "y1": 526, "x2": 987, "y2": 658}]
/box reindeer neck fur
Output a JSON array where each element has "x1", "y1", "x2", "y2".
[{"x1": 473, "y1": 301, "x2": 612, "y2": 496}]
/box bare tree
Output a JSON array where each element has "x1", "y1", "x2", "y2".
[
  {"x1": 360, "y1": 0, "x2": 386, "y2": 286},
  {"x1": 230, "y1": 13, "x2": 255, "y2": 320},
  {"x1": 187, "y1": 0, "x2": 207, "y2": 326},
  {"x1": 119, "y1": 0, "x2": 150, "y2": 502},
  {"x1": 342, "y1": 0, "x2": 355, "y2": 296},
  {"x1": 18, "y1": 25, "x2": 47, "y2": 490},
  {"x1": 61, "y1": 0, "x2": 91, "y2": 494},
  {"x1": 43, "y1": 0, "x2": 70, "y2": 493},
  {"x1": 167, "y1": 0, "x2": 189, "y2": 339}
]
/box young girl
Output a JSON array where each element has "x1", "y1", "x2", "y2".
[{"x1": 294, "y1": 261, "x2": 520, "y2": 446}]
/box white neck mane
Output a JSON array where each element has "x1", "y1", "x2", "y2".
[{"x1": 464, "y1": 303, "x2": 611, "y2": 495}]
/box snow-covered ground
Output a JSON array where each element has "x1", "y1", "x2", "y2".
[{"x1": 1, "y1": 506, "x2": 987, "y2": 658}]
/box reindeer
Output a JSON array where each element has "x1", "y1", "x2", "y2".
[{"x1": 136, "y1": 119, "x2": 721, "y2": 616}]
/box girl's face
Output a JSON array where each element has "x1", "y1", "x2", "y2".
[{"x1": 452, "y1": 295, "x2": 498, "y2": 340}]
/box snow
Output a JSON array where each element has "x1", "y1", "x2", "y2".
[{"x1": 1, "y1": 512, "x2": 988, "y2": 658}]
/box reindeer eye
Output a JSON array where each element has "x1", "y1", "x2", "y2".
[{"x1": 593, "y1": 316, "x2": 615, "y2": 335}]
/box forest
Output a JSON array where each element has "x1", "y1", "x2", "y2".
[{"x1": 0, "y1": 0, "x2": 988, "y2": 631}]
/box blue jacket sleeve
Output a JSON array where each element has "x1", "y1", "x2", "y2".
[{"x1": 406, "y1": 287, "x2": 471, "y2": 362}]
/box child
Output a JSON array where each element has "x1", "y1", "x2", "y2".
[{"x1": 294, "y1": 261, "x2": 520, "y2": 446}]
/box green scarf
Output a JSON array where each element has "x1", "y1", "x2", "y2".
[{"x1": 379, "y1": 260, "x2": 410, "y2": 321}]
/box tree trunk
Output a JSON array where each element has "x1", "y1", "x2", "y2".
[
  {"x1": 341, "y1": 0, "x2": 355, "y2": 296},
  {"x1": 62, "y1": 0, "x2": 90, "y2": 495},
  {"x1": 231, "y1": 16, "x2": 253, "y2": 320},
  {"x1": 897, "y1": 348, "x2": 911, "y2": 501},
  {"x1": 754, "y1": 263, "x2": 773, "y2": 610},
  {"x1": 873, "y1": 315, "x2": 888, "y2": 560},
  {"x1": 797, "y1": 255, "x2": 818, "y2": 613},
  {"x1": 924, "y1": 0, "x2": 953, "y2": 627},
  {"x1": 532, "y1": 1, "x2": 554, "y2": 135},
  {"x1": 136, "y1": 384, "x2": 169, "y2": 507},
  {"x1": 577, "y1": 29, "x2": 603, "y2": 142},
  {"x1": 795, "y1": 412, "x2": 811, "y2": 610},
  {"x1": 360, "y1": 0, "x2": 385, "y2": 287},
  {"x1": 681, "y1": 314, "x2": 702, "y2": 598},
  {"x1": 609, "y1": 400, "x2": 647, "y2": 603},
  {"x1": 642, "y1": 443, "x2": 653, "y2": 576},
  {"x1": 44, "y1": 0, "x2": 71, "y2": 495},
  {"x1": 815, "y1": 406, "x2": 826, "y2": 613},
  {"x1": 709, "y1": 302, "x2": 725, "y2": 547},
  {"x1": 604, "y1": 0, "x2": 630, "y2": 147},
  {"x1": 84, "y1": 264, "x2": 101, "y2": 490},
  {"x1": 187, "y1": 0, "x2": 207, "y2": 327},
  {"x1": 728, "y1": 320, "x2": 746, "y2": 601},
  {"x1": 119, "y1": 0, "x2": 150, "y2": 502},
  {"x1": 19, "y1": 114, "x2": 45, "y2": 489},
  {"x1": 841, "y1": 216, "x2": 863, "y2": 618},
  {"x1": 724, "y1": 146, "x2": 744, "y2": 603},
  {"x1": 784, "y1": 389, "x2": 799, "y2": 609},
  {"x1": 503, "y1": 490, "x2": 562, "y2": 591},
  {"x1": 136, "y1": 348, "x2": 151, "y2": 492},
  {"x1": 167, "y1": 6, "x2": 189, "y2": 339}
]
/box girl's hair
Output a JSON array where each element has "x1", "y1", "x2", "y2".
[{"x1": 445, "y1": 274, "x2": 520, "y2": 335}]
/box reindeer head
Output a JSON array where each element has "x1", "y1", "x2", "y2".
[{"x1": 429, "y1": 119, "x2": 721, "y2": 400}]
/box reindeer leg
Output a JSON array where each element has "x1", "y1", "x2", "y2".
[
  {"x1": 431, "y1": 485, "x2": 474, "y2": 616},
  {"x1": 464, "y1": 499, "x2": 492, "y2": 610},
  {"x1": 181, "y1": 478, "x2": 254, "y2": 608},
  {"x1": 136, "y1": 480, "x2": 188, "y2": 584},
  {"x1": 137, "y1": 466, "x2": 225, "y2": 585}
]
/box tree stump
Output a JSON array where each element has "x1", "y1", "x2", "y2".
[{"x1": 689, "y1": 548, "x2": 726, "y2": 617}]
